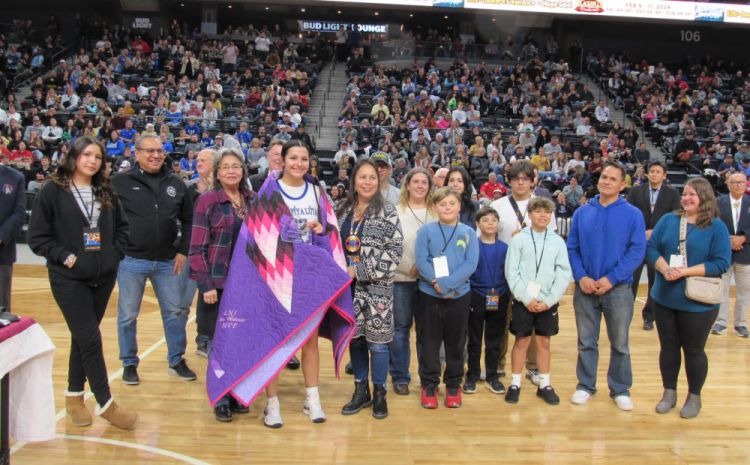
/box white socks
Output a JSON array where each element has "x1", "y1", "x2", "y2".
[
  {"x1": 305, "y1": 386, "x2": 319, "y2": 398},
  {"x1": 267, "y1": 395, "x2": 280, "y2": 408},
  {"x1": 538, "y1": 373, "x2": 550, "y2": 389},
  {"x1": 511, "y1": 373, "x2": 522, "y2": 388}
]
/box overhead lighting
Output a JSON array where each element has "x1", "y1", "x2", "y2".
[
  {"x1": 409, "y1": 13, "x2": 413, "y2": 17},
  {"x1": 374, "y1": 11, "x2": 379, "y2": 16},
  {"x1": 337, "y1": 10, "x2": 342, "y2": 14},
  {"x1": 228, "y1": 5, "x2": 232, "y2": 8},
  {"x1": 265, "y1": 6, "x2": 270, "y2": 10},
  {"x1": 300, "y1": 7, "x2": 305, "y2": 12},
  {"x1": 180, "y1": 2, "x2": 184, "y2": 5},
  {"x1": 444, "y1": 15, "x2": 448, "y2": 19},
  {"x1": 491, "y1": 18, "x2": 496, "y2": 22}
]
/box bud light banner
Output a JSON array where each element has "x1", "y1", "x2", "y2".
[{"x1": 297, "y1": 20, "x2": 389, "y2": 34}]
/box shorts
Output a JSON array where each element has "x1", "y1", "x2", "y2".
[{"x1": 509, "y1": 299, "x2": 559, "y2": 338}]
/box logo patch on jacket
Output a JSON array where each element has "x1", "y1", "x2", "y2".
[
  {"x1": 166, "y1": 186, "x2": 177, "y2": 197},
  {"x1": 2, "y1": 184, "x2": 14, "y2": 194}
]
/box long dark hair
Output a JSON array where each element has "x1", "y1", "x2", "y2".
[
  {"x1": 51, "y1": 135, "x2": 114, "y2": 210},
  {"x1": 280, "y1": 139, "x2": 315, "y2": 180},
  {"x1": 447, "y1": 166, "x2": 474, "y2": 213},
  {"x1": 336, "y1": 159, "x2": 384, "y2": 218}
]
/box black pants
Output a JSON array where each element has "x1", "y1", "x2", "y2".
[
  {"x1": 632, "y1": 260, "x2": 656, "y2": 323},
  {"x1": 196, "y1": 288, "x2": 223, "y2": 341},
  {"x1": 654, "y1": 301, "x2": 718, "y2": 395},
  {"x1": 0, "y1": 264, "x2": 11, "y2": 311},
  {"x1": 416, "y1": 291, "x2": 470, "y2": 388},
  {"x1": 49, "y1": 272, "x2": 116, "y2": 406},
  {"x1": 467, "y1": 291, "x2": 509, "y2": 383}
]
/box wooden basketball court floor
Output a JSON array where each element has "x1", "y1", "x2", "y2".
[{"x1": 7, "y1": 264, "x2": 750, "y2": 465}]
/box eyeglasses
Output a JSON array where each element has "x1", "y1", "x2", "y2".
[
  {"x1": 219, "y1": 164, "x2": 243, "y2": 171},
  {"x1": 139, "y1": 148, "x2": 165, "y2": 155},
  {"x1": 512, "y1": 177, "x2": 532, "y2": 183}
]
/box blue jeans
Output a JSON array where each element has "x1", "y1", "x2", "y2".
[
  {"x1": 573, "y1": 283, "x2": 634, "y2": 397},
  {"x1": 117, "y1": 256, "x2": 188, "y2": 367},
  {"x1": 350, "y1": 337, "x2": 389, "y2": 385},
  {"x1": 389, "y1": 281, "x2": 417, "y2": 385},
  {"x1": 176, "y1": 260, "x2": 201, "y2": 343}
]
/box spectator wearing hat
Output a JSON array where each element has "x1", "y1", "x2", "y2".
[{"x1": 372, "y1": 152, "x2": 401, "y2": 205}]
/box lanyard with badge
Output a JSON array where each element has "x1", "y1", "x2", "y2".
[
  {"x1": 485, "y1": 244, "x2": 501, "y2": 311},
  {"x1": 72, "y1": 182, "x2": 101, "y2": 252},
  {"x1": 433, "y1": 222, "x2": 458, "y2": 280},
  {"x1": 526, "y1": 229, "x2": 547, "y2": 301}
]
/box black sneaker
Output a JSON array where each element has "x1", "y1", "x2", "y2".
[
  {"x1": 123, "y1": 365, "x2": 140, "y2": 385},
  {"x1": 487, "y1": 379, "x2": 506, "y2": 394},
  {"x1": 168, "y1": 359, "x2": 197, "y2": 381},
  {"x1": 195, "y1": 341, "x2": 209, "y2": 358},
  {"x1": 536, "y1": 386, "x2": 560, "y2": 405},
  {"x1": 505, "y1": 385, "x2": 520, "y2": 404},
  {"x1": 462, "y1": 380, "x2": 477, "y2": 394},
  {"x1": 229, "y1": 396, "x2": 250, "y2": 414},
  {"x1": 286, "y1": 355, "x2": 300, "y2": 370},
  {"x1": 214, "y1": 403, "x2": 232, "y2": 422}
]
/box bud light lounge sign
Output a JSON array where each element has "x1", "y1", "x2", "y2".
[{"x1": 297, "y1": 20, "x2": 389, "y2": 34}]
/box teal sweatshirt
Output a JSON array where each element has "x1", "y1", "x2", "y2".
[
  {"x1": 415, "y1": 221, "x2": 479, "y2": 299},
  {"x1": 647, "y1": 213, "x2": 731, "y2": 312},
  {"x1": 505, "y1": 227, "x2": 572, "y2": 307}
]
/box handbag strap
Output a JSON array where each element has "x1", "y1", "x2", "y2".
[{"x1": 679, "y1": 214, "x2": 688, "y2": 263}]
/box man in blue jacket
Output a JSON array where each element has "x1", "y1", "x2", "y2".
[
  {"x1": 0, "y1": 164, "x2": 26, "y2": 311},
  {"x1": 567, "y1": 162, "x2": 646, "y2": 411}
]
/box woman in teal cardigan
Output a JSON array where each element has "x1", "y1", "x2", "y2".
[{"x1": 647, "y1": 177, "x2": 731, "y2": 419}]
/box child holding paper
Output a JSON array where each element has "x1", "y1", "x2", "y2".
[
  {"x1": 415, "y1": 187, "x2": 479, "y2": 409},
  {"x1": 504, "y1": 197, "x2": 572, "y2": 405}
]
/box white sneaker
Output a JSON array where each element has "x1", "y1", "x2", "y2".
[
  {"x1": 526, "y1": 368, "x2": 540, "y2": 386},
  {"x1": 264, "y1": 401, "x2": 283, "y2": 428},
  {"x1": 613, "y1": 395, "x2": 634, "y2": 411},
  {"x1": 303, "y1": 393, "x2": 327, "y2": 423},
  {"x1": 571, "y1": 389, "x2": 593, "y2": 405}
]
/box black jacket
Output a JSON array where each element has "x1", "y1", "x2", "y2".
[
  {"x1": 112, "y1": 164, "x2": 193, "y2": 260},
  {"x1": 27, "y1": 181, "x2": 129, "y2": 282},
  {"x1": 718, "y1": 194, "x2": 750, "y2": 265},
  {"x1": 0, "y1": 165, "x2": 26, "y2": 265},
  {"x1": 626, "y1": 182, "x2": 681, "y2": 230}
]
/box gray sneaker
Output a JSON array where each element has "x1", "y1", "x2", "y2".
[
  {"x1": 710, "y1": 323, "x2": 727, "y2": 335},
  {"x1": 734, "y1": 326, "x2": 750, "y2": 338}
]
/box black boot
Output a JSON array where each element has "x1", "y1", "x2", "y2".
[
  {"x1": 372, "y1": 384, "x2": 388, "y2": 419},
  {"x1": 341, "y1": 380, "x2": 372, "y2": 415}
]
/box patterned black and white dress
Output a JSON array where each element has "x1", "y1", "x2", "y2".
[{"x1": 339, "y1": 202, "x2": 403, "y2": 344}]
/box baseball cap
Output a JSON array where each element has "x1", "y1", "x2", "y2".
[{"x1": 371, "y1": 152, "x2": 391, "y2": 166}]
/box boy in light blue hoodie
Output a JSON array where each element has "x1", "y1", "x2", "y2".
[{"x1": 505, "y1": 197, "x2": 572, "y2": 405}]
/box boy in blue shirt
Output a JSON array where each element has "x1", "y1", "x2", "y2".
[
  {"x1": 464, "y1": 207, "x2": 509, "y2": 395},
  {"x1": 415, "y1": 187, "x2": 479, "y2": 409},
  {"x1": 505, "y1": 197, "x2": 572, "y2": 405}
]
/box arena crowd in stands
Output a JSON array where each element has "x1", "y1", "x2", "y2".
[
  {"x1": 587, "y1": 49, "x2": 750, "y2": 193},
  {"x1": 0, "y1": 17, "x2": 331, "y2": 195}
]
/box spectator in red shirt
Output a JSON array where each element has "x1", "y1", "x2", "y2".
[{"x1": 479, "y1": 172, "x2": 507, "y2": 201}]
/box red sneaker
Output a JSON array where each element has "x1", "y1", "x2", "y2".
[
  {"x1": 445, "y1": 386, "x2": 462, "y2": 408},
  {"x1": 421, "y1": 386, "x2": 438, "y2": 409}
]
